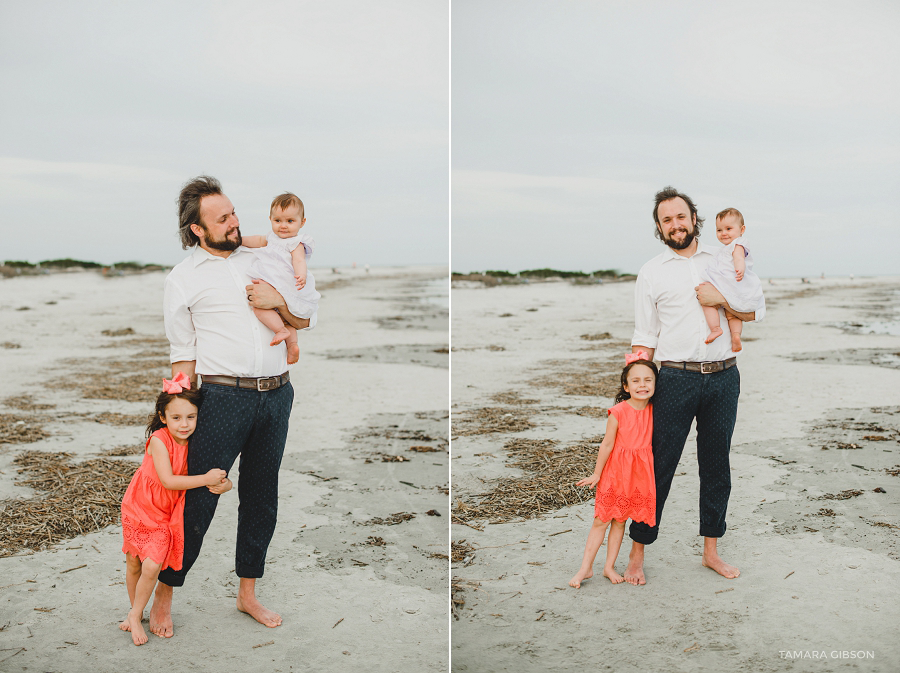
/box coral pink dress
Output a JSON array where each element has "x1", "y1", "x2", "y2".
[
  {"x1": 594, "y1": 401, "x2": 656, "y2": 525},
  {"x1": 121, "y1": 428, "x2": 186, "y2": 570}
]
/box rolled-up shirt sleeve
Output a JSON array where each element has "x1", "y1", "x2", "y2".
[
  {"x1": 164, "y1": 276, "x2": 196, "y2": 362},
  {"x1": 632, "y1": 270, "x2": 660, "y2": 349}
]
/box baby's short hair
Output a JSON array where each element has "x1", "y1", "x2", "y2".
[
  {"x1": 716, "y1": 207, "x2": 744, "y2": 226},
  {"x1": 270, "y1": 192, "x2": 304, "y2": 220}
]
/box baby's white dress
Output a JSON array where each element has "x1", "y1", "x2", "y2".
[
  {"x1": 247, "y1": 231, "x2": 320, "y2": 319},
  {"x1": 700, "y1": 236, "x2": 764, "y2": 313}
]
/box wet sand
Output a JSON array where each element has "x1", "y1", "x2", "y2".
[
  {"x1": 451, "y1": 275, "x2": 900, "y2": 673},
  {"x1": 0, "y1": 265, "x2": 448, "y2": 672}
]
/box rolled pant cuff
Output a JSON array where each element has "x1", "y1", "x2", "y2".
[
  {"x1": 157, "y1": 571, "x2": 185, "y2": 588},
  {"x1": 628, "y1": 529, "x2": 658, "y2": 545},
  {"x1": 236, "y1": 562, "x2": 265, "y2": 579},
  {"x1": 699, "y1": 524, "x2": 726, "y2": 538}
]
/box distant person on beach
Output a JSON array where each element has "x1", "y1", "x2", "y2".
[
  {"x1": 569, "y1": 353, "x2": 657, "y2": 589},
  {"x1": 241, "y1": 192, "x2": 320, "y2": 365},
  {"x1": 698, "y1": 208, "x2": 764, "y2": 352},
  {"x1": 149, "y1": 175, "x2": 314, "y2": 638},
  {"x1": 625, "y1": 186, "x2": 764, "y2": 585},
  {"x1": 119, "y1": 377, "x2": 232, "y2": 645}
]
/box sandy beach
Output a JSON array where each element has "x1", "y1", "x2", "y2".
[
  {"x1": 0, "y1": 265, "x2": 448, "y2": 672},
  {"x1": 450, "y1": 275, "x2": 900, "y2": 672}
]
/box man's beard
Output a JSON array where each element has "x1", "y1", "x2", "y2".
[
  {"x1": 664, "y1": 227, "x2": 695, "y2": 250},
  {"x1": 202, "y1": 227, "x2": 242, "y2": 251}
]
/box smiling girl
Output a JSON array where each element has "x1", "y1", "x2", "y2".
[{"x1": 569, "y1": 353, "x2": 658, "y2": 588}]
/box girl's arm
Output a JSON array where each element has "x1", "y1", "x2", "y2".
[
  {"x1": 148, "y1": 438, "x2": 226, "y2": 490},
  {"x1": 290, "y1": 245, "x2": 308, "y2": 289},
  {"x1": 732, "y1": 245, "x2": 746, "y2": 282},
  {"x1": 241, "y1": 235, "x2": 268, "y2": 248},
  {"x1": 575, "y1": 414, "x2": 619, "y2": 488}
]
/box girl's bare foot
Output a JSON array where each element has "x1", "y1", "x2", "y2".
[
  {"x1": 119, "y1": 617, "x2": 131, "y2": 632},
  {"x1": 287, "y1": 342, "x2": 299, "y2": 365},
  {"x1": 603, "y1": 567, "x2": 625, "y2": 584},
  {"x1": 730, "y1": 333, "x2": 742, "y2": 352},
  {"x1": 125, "y1": 613, "x2": 148, "y2": 645},
  {"x1": 704, "y1": 326, "x2": 723, "y2": 344},
  {"x1": 568, "y1": 568, "x2": 593, "y2": 588},
  {"x1": 269, "y1": 328, "x2": 291, "y2": 347}
]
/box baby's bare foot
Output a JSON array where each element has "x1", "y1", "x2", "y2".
[
  {"x1": 237, "y1": 594, "x2": 282, "y2": 627},
  {"x1": 731, "y1": 333, "x2": 743, "y2": 352},
  {"x1": 126, "y1": 613, "x2": 148, "y2": 646},
  {"x1": 287, "y1": 342, "x2": 300, "y2": 365},
  {"x1": 705, "y1": 327, "x2": 723, "y2": 344},
  {"x1": 568, "y1": 568, "x2": 593, "y2": 589},
  {"x1": 269, "y1": 328, "x2": 290, "y2": 347}
]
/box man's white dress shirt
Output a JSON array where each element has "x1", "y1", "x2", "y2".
[
  {"x1": 164, "y1": 246, "x2": 316, "y2": 377},
  {"x1": 632, "y1": 241, "x2": 765, "y2": 363}
]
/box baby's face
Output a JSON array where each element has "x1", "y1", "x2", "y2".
[
  {"x1": 270, "y1": 204, "x2": 306, "y2": 238},
  {"x1": 715, "y1": 215, "x2": 744, "y2": 245}
]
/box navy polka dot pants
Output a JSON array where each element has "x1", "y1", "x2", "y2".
[
  {"x1": 158, "y1": 381, "x2": 293, "y2": 587},
  {"x1": 629, "y1": 365, "x2": 739, "y2": 545}
]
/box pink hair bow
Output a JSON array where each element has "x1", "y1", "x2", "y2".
[
  {"x1": 625, "y1": 350, "x2": 649, "y2": 364},
  {"x1": 162, "y1": 372, "x2": 191, "y2": 393}
]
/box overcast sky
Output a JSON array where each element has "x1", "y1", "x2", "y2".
[
  {"x1": 0, "y1": 0, "x2": 448, "y2": 268},
  {"x1": 452, "y1": 1, "x2": 899, "y2": 278}
]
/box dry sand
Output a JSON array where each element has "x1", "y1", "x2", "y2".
[
  {"x1": 0, "y1": 265, "x2": 448, "y2": 672},
  {"x1": 450, "y1": 275, "x2": 900, "y2": 673}
]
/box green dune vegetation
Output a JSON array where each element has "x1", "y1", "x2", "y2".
[
  {"x1": 1, "y1": 259, "x2": 166, "y2": 278},
  {"x1": 451, "y1": 268, "x2": 632, "y2": 286}
]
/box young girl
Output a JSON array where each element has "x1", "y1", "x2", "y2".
[
  {"x1": 569, "y1": 353, "x2": 657, "y2": 589},
  {"x1": 242, "y1": 192, "x2": 321, "y2": 366},
  {"x1": 700, "y1": 207, "x2": 764, "y2": 352},
  {"x1": 119, "y1": 373, "x2": 232, "y2": 646}
]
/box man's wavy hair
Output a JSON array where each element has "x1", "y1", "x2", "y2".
[
  {"x1": 177, "y1": 176, "x2": 223, "y2": 249},
  {"x1": 652, "y1": 186, "x2": 704, "y2": 242}
]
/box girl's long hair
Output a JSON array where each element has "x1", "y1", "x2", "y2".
[
  {"x1": 614, "y1": 359, "x2": 658, "y2": 404},
  {"x1": 146, "y1": 388, "x2": 203, "y2": 438}
]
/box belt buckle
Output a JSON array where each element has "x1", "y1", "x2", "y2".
[
  {"x1": 257, "y1": 376, "x2": 277, "y2": 391},
  {"x1": 700, "y1": 362, "x2": 717, "y2": 374}
]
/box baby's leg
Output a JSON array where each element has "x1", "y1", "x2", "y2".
[
  {"x1": 284, "y1": 325, "x2": 299, "y2": 365},
  {"x1": 726, "y1": 312, "x2": 743, "y2": 353},
  {"x1": 569, "y1": 517, "x2": 610, "y2": 588},
  {"x1": 603, "y1": 520, "x2": 627, "y2": 584},
  {"x1": 702, "y1": 304, "x2": 723, "y2": 344},
  {"x1": 120, "y1": 557, "x2": 162, "y2": 646},
  {"x1": 253, "y1": 307, "x2": 292, "y2": 346}
]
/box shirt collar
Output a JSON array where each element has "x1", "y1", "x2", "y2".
[
  {"x1": 190, "y1": 245, "x2": 249, "y2": 267},
  {"x1": 661, "y1": 239, "x2": 712, "y2": 262}
]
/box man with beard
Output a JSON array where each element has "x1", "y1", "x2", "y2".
[
  {"x1": 148, "y1": 176, "x2": 314, "y2": 637},
  {"x1": 623, "y1": 186, "x2": 764, "y2": 586}
]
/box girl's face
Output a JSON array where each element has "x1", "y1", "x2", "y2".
[
  {"x1": 715, "y1": 215, "x2": 745, "y2": 245},
  {"x1": 270, "y1": 204, "x2": 306, "y2": 239},
  {"x1": 161, "y1": 397, "x2": 198, "y2": 444},
  {"x1": 624, "y1": 364, "x2": 656, "y2": 401}
]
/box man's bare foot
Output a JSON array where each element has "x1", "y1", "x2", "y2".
[
  {"x1": 568, "y1": 568, "x2": 593, "y2": 588},
  {"x1": 237, "y1": 585, "x2": 282, "y2": 627},
  {"x1": 269, "y1": 328, "x2": 290, "y2": 346},
  {"x1": 702, "y1": 552, "x2": 740, "y2": 578},
  {"x1": 287, "y1": 342, "x2": 299, "y2": 365},
  {"x1": 125, "y1": 613, "x2": 148, "y2": 646},
  {"x1": 625, "y1": 544, "x2": 646, "y2": 585},
  {"x1": 730, "y1": 333, "x2": 742, "y2": 352},
  {"x1": 704, "y1": 327, "x2": 723, "y2": 344},
  {"x1": 149, "y1": 584, "x2": 174, "y2": 638},
  {"x1": 603, "y1": 567, "x2": 625, "y2": 584}
]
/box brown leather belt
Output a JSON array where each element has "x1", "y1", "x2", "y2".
[
  {"x1": 200, "y1": 372, "x2": 290, "y2": 391},
  {"x1": 660, "y1": 358, "x2": 737, "y2": 374}
]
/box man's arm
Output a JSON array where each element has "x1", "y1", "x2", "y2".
[
  {"x1": 171, "y1": 360, "x2": 197, "y2": 386},
  {"x1": 632, "y1": 268, "x2": 660, "y2": 359},
  {"x1": 632, "y1": 345, "x2": 655, "y2": 362},
  {"x1": 695, "y1": 283, "x2": 755, "y2": 322},
  {"x1": 246, "y1": 279, "x2": 312, "y2": 329}
]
